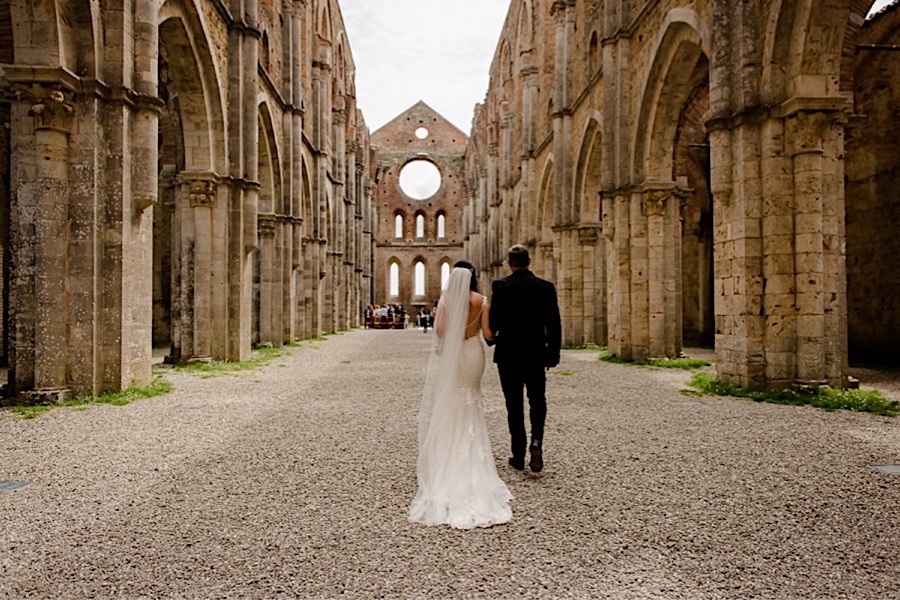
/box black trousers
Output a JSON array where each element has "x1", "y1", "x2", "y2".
[{"x1": 497, "y1": 362, "x2": 547, "y2": 460}]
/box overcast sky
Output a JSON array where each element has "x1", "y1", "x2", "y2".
[
  {"x1": 341, "y1": 0, "x2": 897, "y2": 135},
  {"x1": 340, "y1": 0, "x2": 510, "y2": 134}
]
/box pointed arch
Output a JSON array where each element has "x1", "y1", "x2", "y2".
[
  {"x1": 318, "y1": 0, "x2": 332, "y2": 42},
  {"x1": 632, "y1": 12, "x2": 710, "y2": 182},
  {"x1": 388, "y1": 258, "x2": 401, "y2": 298},
  {"x1": 762, "y1": 0, "x2": 865, "y2": 104},
  {"x1": 159, "y1": 0, "x2": 228, "y2": 174},
  {"x1": 574, "y1": 114, "x2": 603, "y2": 224},
  {"x1": 257, "y1": 101, "x2": 283, "y2": 215},
  {"x1": 516, "y1": 0, "x2": 534, "y2": 55},
  {"x1": 538, "y1": 156, "x2": 555, "y2": 242}
]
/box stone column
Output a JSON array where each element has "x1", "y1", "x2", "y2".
[
  {"x1": 579, "y1": 224, "x2": 605, "y2": 346},
  {"x1": 184, "y1": 175, "x2": 218, "y2": 360},
  {"x1": 643, "y1": 188, "x2": 683, "y2": 358},
  {"x1": 257, "y1": 213, "x2": 278, "y2": 346},
  {"x1": 17, "y1": 87, "x2": 74, "y2": 401},
  {"x1": 785, "y1": 109, "x2": 847, "y2": 387}
]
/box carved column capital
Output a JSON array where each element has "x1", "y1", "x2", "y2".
[
  {"x1": 16, "y1": 85, "x2": 74, "y2": 133},
  {"x1": 183, "y1": 177, "x2": 218, "y2": 208},
  {"x1": 643, "y1": 191, "x2": 670, "y2": 217},
  {"x1": 258, "y1": 213, "x2": 277, "y2": 236}
]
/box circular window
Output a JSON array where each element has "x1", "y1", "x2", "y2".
[
  {"x1": 399, "y1": 159, "x2": 442, "y2": 200},
  {"x1": 415, "y1": 127, "x2": 429, "y2": 140}
]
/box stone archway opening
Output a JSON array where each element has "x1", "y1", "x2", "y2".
[
  {"x1": 154, "y1": 47, "x2": 179, "y2": 363},
  {"x1": 674, "y1": 60, "x2": 714, "y2": 349},
  {"x1": 845, "y1": 5, "x2": 900, "y2": 367}
]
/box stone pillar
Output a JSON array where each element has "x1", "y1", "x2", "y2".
[
  {"x1": 709, "y1": 119, "x2": 766, "y2": 389},
  {"x1": 579, "y1": 224, "x2": 605, "y2": 346},
  {"x1": 183, "y1": 175, "x2": 218, "y2": 360},
  {"x1": 643, "y1": 188, "x2": 683, "y2": 358},
  {"x1": 785, "y1": 109, "x2": 847, "y2": 386},
  {"x1": 602, "y1": 192, "x2": 632, "y2": 358},
  {"x1": 257, "y1": 213, "x2": 278, "y2": 346},
  {"x1": 15, "y1": 87, "x2": 74, "y2": 401}
]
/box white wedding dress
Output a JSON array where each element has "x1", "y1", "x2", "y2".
[{"x1": 409, "y1": 268, "x2": 512, "y2": 529}]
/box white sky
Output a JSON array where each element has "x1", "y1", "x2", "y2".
[
  {"x1": 341, "y1": 0, "x2": 897, "y2": 135},
  {"x1": 340, "y1": 0, "x2": 511, "y2": 134},
  {"x1": 869, "y1": 0, "x2": 897, "y2": 16}
]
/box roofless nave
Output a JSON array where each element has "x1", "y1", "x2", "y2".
[{"x1": 0, "y1": 0, "x2": 896, "y2": 401}]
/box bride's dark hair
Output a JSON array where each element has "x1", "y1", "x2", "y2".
[{"x1": 453, "y1": 260, "x2": 478, "y2": 292}]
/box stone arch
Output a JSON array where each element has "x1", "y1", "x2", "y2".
[
  {"x1": 253, "y1": 102, "x2": 284, "y2": 349},
  {"x1": 588, "y1": 30, "x2": 600, "y2": 78},
  {"x1": 159, "y1": 0, "x2": 227, "y2": 174},
  {"x1": 334, "y1": 39, "x2": 346, "y2": 98},
  {"x1": 632, "y1": 12, "x2": 710, "y2": 182},
  {"x1": 516, "y1": 0, "x2": 534, "y2": 56},
  {"x1": 58, "y1": 0, "x2": 97, "y2": 77},
  {"x1": 318, "y1": 0, "x2": 332, "y2": 42},
  {"x1": 394, "y1": 210, "x2": 406, "y2": 239},
  {"x1": 301, "y1": 157, "x2": 314, "y2": 239},
  {"x1": 414, "y1": 210, "x2": 426, "y2": 238},
  {"x1": 4, "y1": 0, "x2": 95, "y2": 68},
  {"x1": 257, "y1": 101, "x2": 282, "y2": 215},
  {"x1": 573, "y1": 114, "x2": 603, "y2": 224},
  {"x1": 536, "y1": 156, "x2": 555, "y2": 280},
  {"x1": 439, "y1": 258, "x2": 452, "y2": 290},
  {"x1": 762, "y1": 0, "x2": 868, "y2": 103},
  {"x1": 435, "y1": 210, "x2": 446, "y2": 238},
  {"x1": 387, "y1": 257, "x2": 401, "y2": 299},
  {"x1": 512, "y1": 192, "x2": 524, "y2": 247},
  {"x1": 412, "y1": 256, "x2": 427, "y2": 297},
  {"x1": 537, "y1": 156, "x2": 555, "y2": 241}
]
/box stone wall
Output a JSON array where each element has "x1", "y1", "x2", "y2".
[
  {"x1": 372, "y1": 102, "x2": 468, "y2": 312},
  {"x1": 0, "y1": 0, "x2": 374, "y2": 399},
  {"x1": 465, "y1": 0, "x2": 894, "y2": 388}
]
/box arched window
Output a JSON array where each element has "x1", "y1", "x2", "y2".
[
  {"x1": 414, "y1": 261, "x2": 426, "y2": 296},
  {"x1": 437, "y1": 213, "x2": 446, "y2": 238},
  {"x1": 440, "y1": 261, "x2": 451, "y2": 289},
  {"x1": 389, "y1": 263, "x2": 400, "y2": 297},
  {"x1": 416, "y1": 214, "x2": 425, "y2": 238},
  {"x1": 394, "y1": 214, "x2": 403, "y2": 238}
]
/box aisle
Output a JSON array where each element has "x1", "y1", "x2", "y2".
[{"x1": 1, "y1": 328, "x2": 898, "y2": 599}]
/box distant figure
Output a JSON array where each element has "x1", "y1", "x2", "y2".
[{"x1": 489, "y1": 244, "x2": 561, "y2": 473}]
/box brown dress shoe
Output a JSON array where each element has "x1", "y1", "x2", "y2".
[{"x1": 529, "y1": 441, "x2": 543, "y2": 473}]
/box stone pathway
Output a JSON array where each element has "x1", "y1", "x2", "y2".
[{"x1": 1, "y1": 329, "x2": 898, "y2": 599}]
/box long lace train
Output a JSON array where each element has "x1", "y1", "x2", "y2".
[{"x1": 410, "y1": 336, "x2": 512, "y2": 529}]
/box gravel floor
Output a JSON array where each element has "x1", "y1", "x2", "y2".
[{"x1": 1, "y1": 329, "x2": 898, "y2": 599}]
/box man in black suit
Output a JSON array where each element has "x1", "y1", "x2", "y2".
[{"x1": 489, "y1": 244, "x2": 562, "y2": 473}]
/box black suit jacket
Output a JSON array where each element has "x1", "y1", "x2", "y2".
[{"x1": 489, "y1": 269, "x2": 562, "y2": 366}]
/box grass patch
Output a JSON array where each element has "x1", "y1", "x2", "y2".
[
  {"x1": 7, "y1": 376, "x2": 172, "y2": 420},
  {"x1": 173, "y1": 345, "x2": 291, "y2": 377},
  {"x1": 551, "y1": 370, "x2": 575, "y2": 376},
  {"x1": 561, "y1": 344, "x2": 602, "y2": 351},
  {"x1": 687, "y1": 371, "x2": 899, "y2": 417},
  {"x1": 599, "y1": 351, "x2": 711, "y2": 370}
]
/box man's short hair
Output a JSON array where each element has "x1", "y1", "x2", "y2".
[{"x1": 508, "y1": 244, "x2": 530, "y2": 268}]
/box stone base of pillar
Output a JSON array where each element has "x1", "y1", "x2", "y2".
[
  {"x1": 187, "y1": 356, "x2": 213, "y2": 365},
  {"x1": 20, "y1": 387, "x2": 72, "y2": 405}
]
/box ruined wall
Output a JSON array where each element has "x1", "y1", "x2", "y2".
[
  {"x1": 0, "y1": 0, "x2": 373, "y2": 399},
  {"x1": 465, "y1": 0, "x2": 892, "y2": 389},
  {"x1": 372, "y1": 102, "x2": 468, "y2": 311}
]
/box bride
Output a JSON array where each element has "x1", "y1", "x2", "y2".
[{"x1": 409, "y1": 262, "x2": 512, "y2": 529}]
